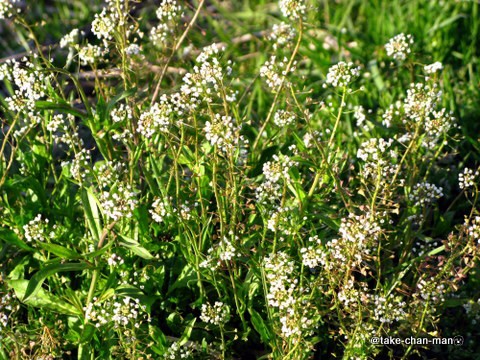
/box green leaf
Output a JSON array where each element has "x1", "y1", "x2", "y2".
[
  {"x1": 249, "y1": 308, "x2": 272, "y2": 345},
  {"x1": 179, "y1": 318, "x2": 196, "y2": 346},
  {"x1": 106, "y1": 88, "x2": 137, "y2": 113},
  {"x1": 0, "y1": 228, "x2": 34, "y2": 251},
  {"x1": 37, "y1": 242, "x2": 80, "y2": 260},
  {"x1": 23, "y1": 262, "x2": 90, "y2": 302},
  {"x1": 8, "y1": 279, "x2": 81, "y2": 316},
  {"x1": 81, "y1": 188, "x2": 102, "y2": 242},
  {"x1": 80, "y1": 323, "x2": 96, "y2": 344},
  {"x1": 118, "y1": 234, "x2": 154, "y2": 260},
  {"x1": 35, "y1": 100, "x2": 87, "y2": 118}
]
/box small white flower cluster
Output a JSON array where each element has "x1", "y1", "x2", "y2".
[
  {"x1": 385, "y1": 33, "x2": 414, "y2": 61},
  {"x1": 325, "y1": 213, "x2": 382, "y2": 272},
  {"x1": 60, "y1": 29, "x2": 82, "y2": 49},
  {"x1": 111, "y1": 103, "x2": 133, "y2": 123},
  {"x1": 181, "y1": 44, "x2": 234, "y2": 104},
  {"x1": 412, "y1": 238, "x2": 439, "y2": 256},
  {"x1": 263, "y1": 154, "x2": 295, "y2": 183},
  {"x1": 300, "y1": 235, "x2": 324, "y2": 268},
  {"x1": 100, "y1": 183, "x2": 138, "y2": 221},
  {"x1": 459, "y1": 167, "x2": 479, "y2": 190},
  {"x1": 0, "y1": 58, "x2": 50, "y2": 113},
  {"x1": 264, "y1": 252, "x2": 297, "y2": 310},
  {"x1": 23, "y1": 214, "x2": 49, "y2": 242},
  {"x1": 357, "y1": 138, "x2": 398, "y2": 186},
  {"x1": 267, "y1": 206, "x2": 294, "y2": 235},
  {"x1": 324, "y1": 61, "x2": 360, "y2": 88},
  {"x1": 78, "y1": 44, "x2": 107, "y2": 65},
  {"x1": 92, "y1": 8, "x2": 116, "y2": 45},
  {"x1": 260, "y1": 55, "x2": 295, "y2": 90},
  {"x1": 422, "y1": 108, "x2": 456, "y2": 149},
  {"x1": 337, "y1": 279, "x2": 368, "y2": 309},
  {"x1": 381, "y1": 103, "x2": 399, "y2": 128},
  {"x1": 0, "y1": 0, "x2": 18, "y2": 19},
  {"x1": 273, "y1": 109, "x2": 296, "y2": 127},
  {"x1": 409, "y1": 182, "x2": 443, "y2": 207},
  {"x1": 264, "y1": 252, "x2": 315, "y2": 342},
  {"x1": 96, "y1": 161, "x2": 125, "y2": 189},
  {"x1": 107, "y1": 253, "x2": 124, "y2": 267},
  {"x1": 156, "y1": 0, "x2": 183, "y2": 21},
  {"x1": 269, "y1": 22, "x2": 296, "y2": 50},
  {"x1": 162, "y1": 341, "x2": 195, "y2": 360},
  {"x1": 382, "y1": 82, "x2": 454, "y2": 149},
  {"x1": 124, "y1": 43, "x2": 141, "y2": 56},
  {"x1": 85, "y1": 295, "x2": 147, "y2": 329},
  {"x1": 200, "y1": 301, "x2": 229, "y2": 326},
  {"x1": 279, "y1": 0, "x2": 306, "y2": 21},
  {"x1": 150, "y1": 197, "x2": 171, "y2": 223},
  {"x1": 47, "y1": 114, "x2": 66, "y2": 133},
  {"x1": 138, "y1": 95, "x2": 173, "y2": 138},
  {"x1": 404, "y1": 83, "x2": 442, "y2": 122},
  {"x1": 119, "y1": 270, "x2": 150, "y2": 290},
  {"x1": 303, "y1": 131, "x2": 321, "y2": 148},
  {"x1": 150, "y1": 0, "x2": 183, "y2": 46},
  {"x1": 205, "y1": 114, "x2": 241, "y2": 152},
  {"x1": 218, "y1": 236, "x2": 238, "y2": 262},
  {"x1": 414, "y1": 277, "x2": 446, "y2": 304},
  {"x1": 371, "y1": 295, "x2": 407, "y2": 324},
  {"x1": 424, "y1": 61, "x2": 443, "y2": 74},
  {"x1": 0, "y1": 291, "x2": 15, "y2": 333},
  {"x1": 353, "y1": 105, "x2": 367, "y2": 129},
  {"x1": 53, "y1": 114, "x2": 86, "y2": 152},
  {"x1": 278, "y1": 304, "x2": 315, "y2": 341},
  {"x1": 91, "y1": 0, "x2": 138, "y2": 47},
  {"x1": 200, "y1": 233, "x2": 239, "y2": 270},
  {"x1": 256, "y1": 154, "x2": 296, "y2": 204},
  {"x1": 465, "y1": 216, "x2": 480, "y2": 244},
  {"x1": 70, "y1": 149, "x2": 92, "y2": 183}
]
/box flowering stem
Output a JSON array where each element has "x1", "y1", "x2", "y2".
[
  {"x1": 252, "y1": 18, "x2": 303, "y2": 152},
  {"x1": 327, "y1": 86, "x2": 347, "y2": 151},
  {"x1": 151, "y1": 0, "x2": 206, "y2": 104}
]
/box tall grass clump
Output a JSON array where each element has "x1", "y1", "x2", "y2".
[{"x1": 0, "y1": 0, "x2": 480, "y2": 359}]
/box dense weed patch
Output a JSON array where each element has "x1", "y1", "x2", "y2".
[{"x1": 0, "y1": 0, "x2": 480, "y2": 359}]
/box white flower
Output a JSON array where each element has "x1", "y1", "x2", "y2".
[
  {"x1": 23, "y1": 214, "x2": 49, "y2": 242},
  {"x1": 424, "y1": 61, "x2": 443, "y2": 74},
  {"x1": 156, "y1": 0, "x2": 183, "y2": 21},
  {"x1": 409, "y1": 182, "x2": 443, "y2": 207},
  {"x1": 273, "y1": 110, "x2": 295, "y2": 127},
  {"x1": 60, "y1": 29, "x2": 81, "y2": 49},
  {"x1": 205, "y1": 114, "x2": 240, "y2": 152},
  {"x1": 200, "y1": 302, "x2": 230, "y2": 326},
  {"x1": 269, "y1": 22, "x2": 296, "y2": 49},
  {"x1": 0, "y1": 0, "x2": 18, "y2": 19},
  {"x1": 324, "y1": 62, "x2": 360, "y2": 88},
  {"x1": 279, "y1": 0, "x2": 306, "y2": 20},
  {"x1": 385, "y1": 33, "x2": 414, "y2": 61},
  {"x1": 125, "y1": 44, "x2": 141, "y2": 56},
  {"x1": 150, "y1": 197, "x2": 170, "y2": 223},
  {"x1": 137, "y1": 95, "x2": 173, "y2": 138},
  {"x1": 92, "y1": 9, "x2": 115, "y2": 43},
  {"x1": 459, "y1": 167, "x2": 479, "y2": 190},
  {"x1": 110, "y1": 103, "x2": 133, "y2": 123}
]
